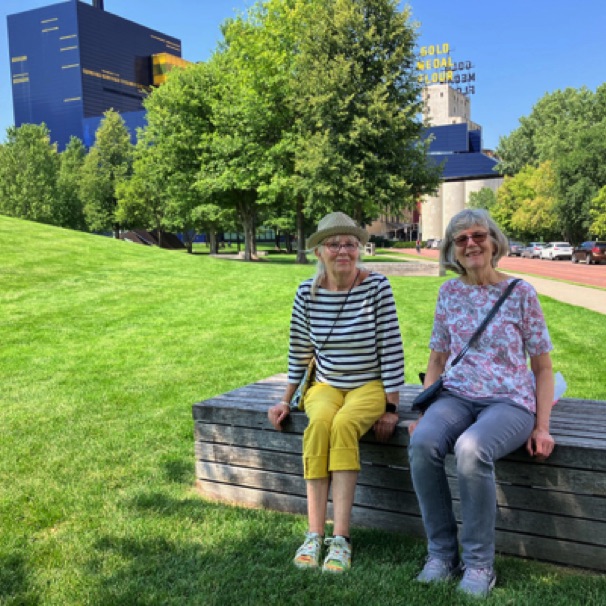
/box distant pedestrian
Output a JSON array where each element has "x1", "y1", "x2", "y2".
[{"x1": 415, "y1": 238, "x2": 421, "y2": 254}]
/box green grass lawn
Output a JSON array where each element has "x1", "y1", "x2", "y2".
[{"x1": 1, "y1": 215, "x2": 605, "y2": 605}]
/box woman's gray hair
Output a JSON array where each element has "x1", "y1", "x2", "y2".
[
  {"x1": 309, "y1": 238, "x2": 365, "y2": 297},
  {"x1": 440, "y1": 208, "x2": 509, "y2": 275}
]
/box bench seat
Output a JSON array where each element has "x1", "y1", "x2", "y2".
[{"x1": 192, "y1": 374, "x2": 606, "y2": 572}]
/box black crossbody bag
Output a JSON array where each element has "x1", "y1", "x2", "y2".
[{"x1": 411, "y1": 279, "x2": 521, "y2": 413}]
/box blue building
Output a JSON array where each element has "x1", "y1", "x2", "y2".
[
  {"x1": 419, "y1": 84, "x2": 502, "y2": 239},
  {"x1": 7, "y1": 0, "x2": 183, "y2": 149}
]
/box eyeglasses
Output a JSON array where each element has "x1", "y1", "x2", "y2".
[
  {"x1": 453, "y1": 232, "x2": 489, "y2": 247},
  {"x1": 324, "y1": 241, "x2": 358, "y2": 253}
]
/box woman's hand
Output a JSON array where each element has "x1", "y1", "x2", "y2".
[
  {"x1": 373, "y1": 412, "x2": 399, "y2": 442},
  {"x1": 407, "y1": 417, "x2": 422, "y2": 436},
  {"x1": 526, "y1": 427, "x2": 555, "y2": 459},
  {"x1": 268, "y1": 402, "x2": 291, "y2": 431}
]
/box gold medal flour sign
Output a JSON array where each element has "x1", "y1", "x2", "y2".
[{"x1": 417, "y1": 43, "x2": 476, "y2": 95}]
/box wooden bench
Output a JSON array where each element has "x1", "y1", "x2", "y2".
[{"x1": 192, "y1": 374, "x2": 606, "y2": 572}]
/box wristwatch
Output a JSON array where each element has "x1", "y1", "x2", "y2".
[{"x1": 385, "y1": 403, "x2": 398, "y2": 414}]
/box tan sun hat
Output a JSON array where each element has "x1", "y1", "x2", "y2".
[{"x1": 306, "y1": 212, "x2": 369, "y2": 249}]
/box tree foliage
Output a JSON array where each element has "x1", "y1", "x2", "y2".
[
  {"x1": 495, "y1": 85, "x2": 606, "y2": 241},
  {"x1": 492, "y1": 162, "x2": 560, "y2": 241},
  {"x1": 0, "y1": 123, "x2": 59, "y2": 225},
  {"x1": 467, "y1": 187, "x2": 496, "y2": 211},
  {"x1": 55, "y1": 137, "x2": 87, "y2": 231},
  {"x1": 81, "y1": 110, "x2": 133, "y2": 237},
  {"x1": 136, "y1": 0, "x2": 440, "y2": 261},
  {"x1": 291, "y1": 0, "x2": 440, "y2": 226},
  {"x1": 589, "y1": 186, "x2": 606, "y2": 237}
]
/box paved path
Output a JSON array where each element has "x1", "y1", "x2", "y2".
[
  {"x1": 392, "y1": 248, "x2": 606, "y2": 315},
  {"x1": 502, "y1": 272, "x2": 606, "y2": 315}
]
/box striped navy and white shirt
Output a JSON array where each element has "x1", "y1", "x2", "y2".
[{"x1": 288, "y1": 271, "x2": 405, "y2": 393}]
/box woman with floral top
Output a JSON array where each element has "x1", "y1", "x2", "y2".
[{"x1": 408, "y1": 208, "x2": 555, "y2": 598}]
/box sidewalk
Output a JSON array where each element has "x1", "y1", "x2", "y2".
[
  {"x1": 389, "y1": 249, "x2": 606, "y2": 315},
  {"x1": 503, "y1": 272, "x2": 606, "y2": 315}
]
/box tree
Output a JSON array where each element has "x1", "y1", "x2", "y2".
[
  {"x1": 496, "y1": 87, "x2": 597, "y2": 176},
  {"x1": 491, "y1": 162, "x2": 560, "y2": 241},
  {"x1": 510, "y1": 162, "x2": 559, "y2": 240},
  {"x1": 0, "y1": 123, "x2": 59, "y2": 224},
  {"x1": 292, "y1": 0, "x2": 440, "y2": 227},
  {"x1": 55, "y1": 137, "x2": 87, "y2": 231},
  {"x1": 589, "y1": 187, "x2": 606, "y2": 237},
  {"x1": 81, "y1": 110, "x2": 133, "y2": 237},
  {"x1": 553, "y1": 119, "x2": 606, "y2": 242},
  {"x1": 124, "y1": 61, "x2": 237, "y2": 253},
  {"x1": 495, "y1": 85, "x2": 606, "y2": 239},
  {"x1": 468, "y1": 187, "x2": 497, "y2": 211},
  {"x1": 197, "y1": 0, "x2": 439, "y2": 262},
  {"x1": 194, "y1": 9, "x2": 291, "y2": 261}
]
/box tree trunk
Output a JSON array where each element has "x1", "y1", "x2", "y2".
[
  {"x1": 209, "y1": 229, "x2": 218, "y2": 255},
  {"x1": 296, "y1": 196, "x2": 308, "y2": 264},
  {"x1": 182, "y1": 227, "x2": 194, "y2": 253},
  {"x1": 238, "y1": 194, "x2": 256, "y2": 261},
  {"x1": 113, "y1": 222, "x2": 120, "y2": 240}
]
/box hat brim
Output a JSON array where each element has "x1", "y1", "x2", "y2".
[{"x1": 306, "y1": 225, "x2": 369, "y2": 249}]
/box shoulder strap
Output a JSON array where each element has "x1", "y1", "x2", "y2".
[{"x1": 450, "y1": 278, "x2": 521, "y2": 368}]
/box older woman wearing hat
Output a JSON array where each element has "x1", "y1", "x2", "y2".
[{"x1": 268, "y1": 211, "x2": 405, "y2": 573}]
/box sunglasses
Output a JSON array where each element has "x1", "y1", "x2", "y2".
[{"x1": 453, "y1": 232, "x2": 489, "y2": 247}]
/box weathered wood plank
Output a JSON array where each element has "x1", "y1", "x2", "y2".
[
  {"x1": 194, "y1": 480, "x2": 606, "y2": 571},
  {"x1": 494, "y1": 529, "x2": 606, "y2": 572},
  {"x1": 196, "y1": 479, "x2": 309, "y2": 517},
  {"x1": 196, "y1": 441, "x2": 606, "y2": 521},
  {"x1": 195, "y1": 418, "x2": 606, "y2": 491},
  {"x1": 195, "y1": 460, "x2": 606, "y2": 547}
]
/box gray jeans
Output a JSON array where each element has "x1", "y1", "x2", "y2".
[{"x1": 408, "y1": 391, "x2": 535, "y2": 568}]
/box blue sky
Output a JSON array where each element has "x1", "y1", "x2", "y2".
[{"x1": 2, "y1": 0, "x2": 606, "y2": 150}]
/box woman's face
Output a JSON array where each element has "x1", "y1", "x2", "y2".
[
  {"x1": 453, "y1": 224, "x2": 495, "y2": 273},
  {"x1": 316, "y1": 235, "x2": 360, "y2": 277}
]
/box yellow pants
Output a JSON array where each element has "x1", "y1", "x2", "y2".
[{"x1": 302, "y1": 380, "x2": 385, "y2": 480}]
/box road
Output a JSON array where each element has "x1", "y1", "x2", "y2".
[{"x1": 410, "y1": 249, "x2": 606, "y2": 289}]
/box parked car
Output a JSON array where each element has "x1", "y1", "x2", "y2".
[
  {"x1": 571, "y1": 241, "x2": 606, "y2": 265},
  {"x1": 508, "y1": 241, "x2": 525, "y2": 256},
  {"x1": 520, "y1": 246, "x2": 534, "y2": 258},
  {"x1": 425, "y1": 238, "x2": 435, "y2": 249},
  {"x1": 431, "y1": 238, "x2": 442, "y2": 249},
  {"x1": 540, "y1": 241, "x2": 573, "y2": 260},
  {"x1": 522, "y1": 242, "x2": 546, "y2": 258}
]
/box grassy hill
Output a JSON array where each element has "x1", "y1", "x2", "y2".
[{"x1": 1, "y1": 215, "x2": 605, "y2": 605}]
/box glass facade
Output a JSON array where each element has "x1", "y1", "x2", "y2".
[{"x1": 7, "y1": 0, "x2": 182, "y2": 150}]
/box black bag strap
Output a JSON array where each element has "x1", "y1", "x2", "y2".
[
  {"x1": 449, "y1": 278, "x2": 521, "y2": 368},
  {"x1": 307, "y1": 269, "x2": 360, "y2": 355}
]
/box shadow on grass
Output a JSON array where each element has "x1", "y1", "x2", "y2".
[
  {"x1": 84, "y1": 491, "x2": 606, "y2": 606},
  {"x1": 0, "y1": 552, "x2": 41, "y2": 605},
  {"x1": 162, "y1": 457, "x2": 194, "y2": 485}
]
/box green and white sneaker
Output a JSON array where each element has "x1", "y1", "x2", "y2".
[
  {"x1": 293, "y1": 532, "x2": 323, "y2": 569},
  {"x1": 322, "y1": 536, "x2": 352, "y2": 573}
]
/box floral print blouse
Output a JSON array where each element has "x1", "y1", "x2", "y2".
[{"x1": 429, "y1": 278, "x2": 553, "y2": 412}]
